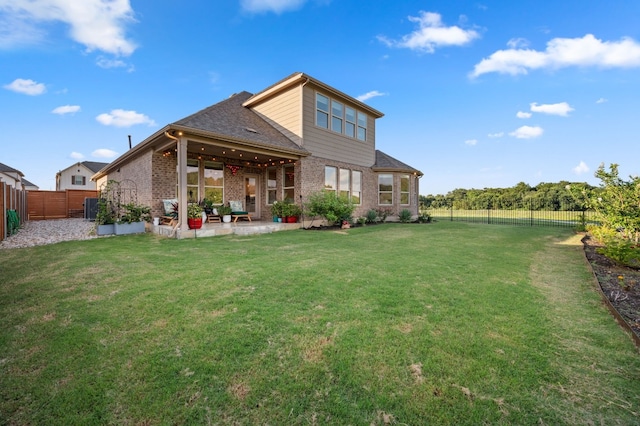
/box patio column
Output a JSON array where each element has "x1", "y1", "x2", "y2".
[{"x1": 177, "y1": 136, "x2": 188, "y2": 230}]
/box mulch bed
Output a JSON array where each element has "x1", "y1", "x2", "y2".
[{"x1": 582, "y1": 235, "x2": 640, "y2": 346}]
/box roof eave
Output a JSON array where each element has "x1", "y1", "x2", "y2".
[{"x1": 372, "y1": 166, "x2": 423, "y2": 176}]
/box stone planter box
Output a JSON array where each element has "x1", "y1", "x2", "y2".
[
  {"x1": 114, "y1": 221, "x2": 146, "y2": 235},
  {"x1": 96, "y1": 224, "x2": 115, "y2": 236}
]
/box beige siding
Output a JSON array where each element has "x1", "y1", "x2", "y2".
[
  {"x1": 57, "y1": 165, "x2": 99, "y2": 191},
  {"x1": 250, "y1": 85, "x2": 302, "y2": 145},
  {"x1": 301, "y1": 84, "x2": 376, "y2": 167}
]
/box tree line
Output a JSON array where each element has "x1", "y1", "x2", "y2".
[{"x1": 420, "y1": 181, "x2": 599, "y2": 211}]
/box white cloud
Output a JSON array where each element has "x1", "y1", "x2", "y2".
[
  {"x1": 52, "y1": 105, "x2": 80, "y2": 115},
  {"x1": 487, "y1": 132, "x2": 504, "y2": 138},
  {"x1": 507, "y1": 37, "x2": 529, "y2": 49},
  {"x1": 69, "y1": 151, "x2": 84, "y2": 159},
  {"x1": 357, "y1": 90, "x2": 387, "y2": 102},
  {"x1": 3, "y1": 78, "x2": 46, "y2": 95},
  {"x1": 470, "y1": 34, "x2": 640, "y2": 78},
  {"x1": 516, "y1": 111, "x2": 532, "y2": 119},
  {"x1": 509, "y1": 125, "x2": 544, "y2": 139},
  {"x1": 573, "y1": 161, "x2": 589, "y2": 175},
  {"x1": 464, "y1": 139, "x2": 478, "y2": 146},
  {"x1": 0, "y1": 0, "x2": 137, "y2": 56},
  {"x1": 240, "y1": 0, "x2": 305, "y2": 14},
  {"x1": 596, "y1": 97, "x2": 608, "y2": 104},
  {"x1": 377, "y1": 11, "x2": 479, "y2": 53},
  {"x1": 92, "y1": 148, "x2": 118, "y2": 158},
  {"x1": 96, "y1": 109, "x2": 156, "y2": 127},
  {"x1": 530, "y1": 102, "x2": 574, "y2": 116},
  {"x1": 96, "y1": 56, "x2": 127, "y2": 69}
]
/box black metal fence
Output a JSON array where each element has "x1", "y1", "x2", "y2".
[{"x1": 424, "y1": 201, "x2": 596, "y2": 228}]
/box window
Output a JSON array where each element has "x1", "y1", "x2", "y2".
[
  {"x1": 378, "y1": 174, "x2": 393, "y2": 205},
  {"x1": 339, "y1": 168, "x2": 350, "y2": 199},
  {"x1": 315, "y1": 92, "x2": 367, "y2": 141},
  {"x1": 267, "y1": 167, "x2": 277, "y2": 204},
  {"x1": 345, "y1": 107, "x2": 356, "y2": 138},
  {"x1": 331, "y1": 100, "x2": 343, "y2": 133},
  {"x1": 283, "y1": 164, "x2": 295, "y2": 202},
  {"x1": 316, "y1": 93, "x2": 329, "y2": 129},
  {"x1": 71, "y1": 175, "x2": 86, "y2": 185},
  {"x1": 400, "y1": 175, "x2": 410, "y2": 205},
  {"x1": 324, "y1": 166, "x2": 337, "y2": 192},
  {"x1": 351, "y1": 170, "x2": 362, "y2": 205},
  {"x1": 204, "y1": 161, "x2": 223, "y2": 204},
  {"x1": 357, "y1": 112, "x2": 367, "y2": 141},
  {"x1": 182, "y1": 159, "x2": 199, "y2": 203}
]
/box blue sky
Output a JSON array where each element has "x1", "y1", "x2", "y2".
[{"x1": 2, "y1": 0, "x2": 639, "y2": 194}]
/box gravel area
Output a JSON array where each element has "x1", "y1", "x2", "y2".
[{"x1": 0, "y1": 219, "x2": 99, "y2": 249}]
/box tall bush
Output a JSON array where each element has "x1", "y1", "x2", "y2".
[{"x1": 306, "y1": 191, "x2": 355, "y2": 225}]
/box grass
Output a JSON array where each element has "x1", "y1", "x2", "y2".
[{"x1": 1, "y1": 222, "x2": 639, "y2": 425}]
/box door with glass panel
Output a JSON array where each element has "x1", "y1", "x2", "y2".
[{"x1": 245, "y1": 175, "x2": 258, "y2": 217}]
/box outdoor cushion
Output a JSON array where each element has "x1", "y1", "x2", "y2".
[
  {"x1": 229, "y1": 200, "x2": 247, "y2": 214},
  {"x1": 163, "y1": 198, "x2": 178, "y2": 215}
]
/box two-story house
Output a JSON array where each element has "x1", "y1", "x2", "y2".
[
  {"x1": 56, "y1": 161, "x2": 109, "y2": 190},
  {"x1": 0, "y1": 162, "x2": 38, "y2": 190},
  {"x1": 92, "y1": 72, "x2": 422, "y2": 233}
]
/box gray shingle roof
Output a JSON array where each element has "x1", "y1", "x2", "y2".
[
  {"x1": 173, "y1": 91, "x2": 307, "y2": 153},
  {"x1": 374, "y1": 150, "x2": 423, "y2": 175},
  {"x1": 82, "y1": 161, "x2": 109, "y2": 173},
  {"x1": 0, "y1": 162, "x2": 23, "y2": 176}
]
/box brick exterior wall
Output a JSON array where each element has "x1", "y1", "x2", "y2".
[{"x1": 299, "y1": 155, "x2": 420, "y2": 218}]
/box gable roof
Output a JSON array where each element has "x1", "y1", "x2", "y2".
[
  {"x1": 173, "y1": 91, "x2": 308, "y2": 154},
  {"x1": 243, "y1": 72, "x2": 384, "y2": 119},
  {"x1": 0, "y1": 162, "x2": 24, "y2": 176},
  {"x1": 373, "y1": 150, "x2": 423, "y2": 176},
  {"x1": 21, "y1": 177, "x2": 38, "y2": 189},
  {"x1": 82, "y1": 161, "x2": 109, "y2": 173}
]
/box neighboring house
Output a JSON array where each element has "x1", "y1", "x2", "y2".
[
  {"x1": 0, "y1": 162, "x2": 37, "y2": 190},
  {"x1": 92, "y1": 72, "x2": 423, "y2": 231},
  {"x1": 56, "y1": 161, "x2": 109, "y2": 191},
  {"x1": 20, "y1": 178, "x2": 39, "y2": 191}
]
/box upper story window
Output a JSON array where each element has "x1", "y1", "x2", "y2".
[
  {"x1": 357, "y1": 112, "x2": 367, "y2": 141},
  {"x1": 316, "y1": 93, "x2": 329, "y2": 129},
  {"x1": 331, "y1": 100, "x2": 343, "y2": 133},
  {"x1": 72, "y1": 175, "x2": 86, "y2": 185},
  {"x1": 316, "y1": 92, "x2": 368, "y2": 141},
  {"x1": 345, "y1": 107, "x2": 356, "y2": 138}
]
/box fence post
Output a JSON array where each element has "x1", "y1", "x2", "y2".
[{"x1": 530, "y1": 201, "x2": 533, "y2": 227}]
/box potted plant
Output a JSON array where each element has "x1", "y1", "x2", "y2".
[
  {"x1": 95, "y1": 198, "x2": 116, "y2": 235},
  {"x1": 287, "y1": 203, "x2": 302, "y2": 223},
  {"x1": 115, "y1": 202, "x2": 151, "y2": 235},
  {"x1": 217, "y1": 204, "x2": 233, "y2": 223},
  {"x1": 270, "y1": 201, "x2": 282, "y2": 222},
  {"x1": 187, "y1": 203, "x2": 204, "y2": 229}
]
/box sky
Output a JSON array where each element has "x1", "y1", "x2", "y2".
[{"x1": 1, "y1": 0, "x2": 640, "y2": 195}]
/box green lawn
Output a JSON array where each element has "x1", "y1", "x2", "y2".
[{"x1": 1, "y1": 222, "x2": 639, "y2": 425}]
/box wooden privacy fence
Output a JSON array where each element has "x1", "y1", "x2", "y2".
[
  {"x1": 1, "y1": 182, "x2": 28, "y2": 242},
  {"x1": 27, "y1": 189, "x2": 99, "y2": 221}
]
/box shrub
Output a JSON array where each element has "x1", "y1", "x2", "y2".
[
  {"x1": 399, "y1": 209, "x2": 412, "y2": 223},
  {"x1": 306, "y1": 191, "x2": 355, "y2": 225},
  {"x1": 417, "y1": 212, "x2": 432, "y2": 223},
  {"x1": 376, "y1": 207, "x2": 392, "y2": 223},
  {"x1": 366, "y1": 209, "x2": 378, "y2": 224}
]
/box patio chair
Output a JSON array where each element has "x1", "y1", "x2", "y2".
[
  {"x1": 160, "y1": 199, "x2": 178, "y2": 225},
  {"x1": 229, "y1": 200, "x2": 251, "y2": 222}
]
